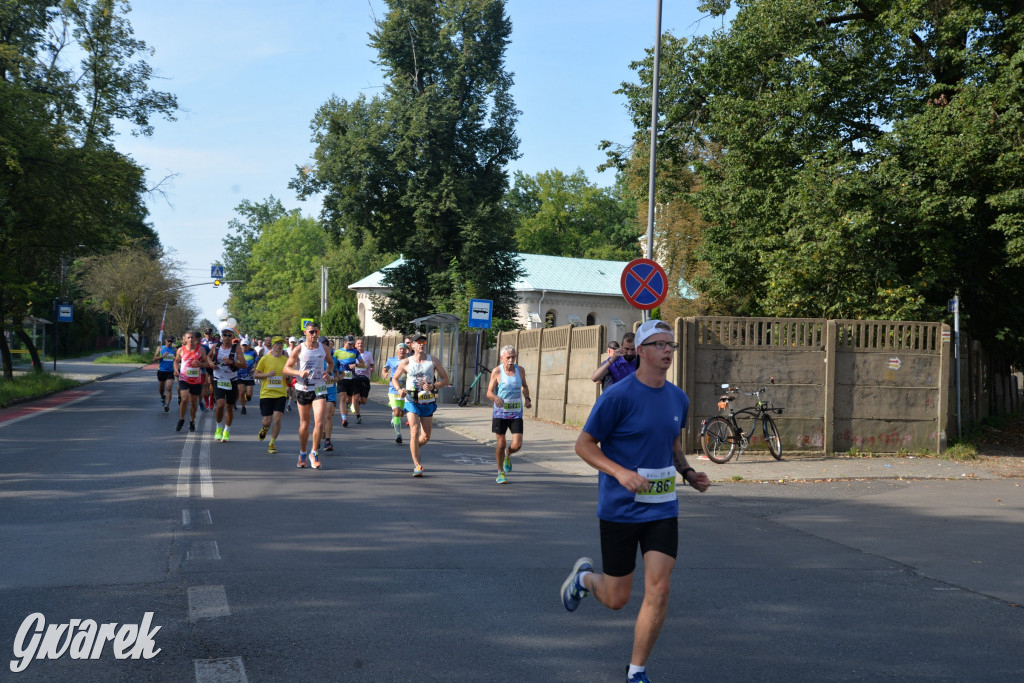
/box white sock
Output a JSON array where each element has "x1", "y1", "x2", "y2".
[
  {"x1": 577, "y1": 570, "x2": 592, "y2": 589},
  {"x1": 628, "y1": 664, "x2": 645, "y2": 677}
]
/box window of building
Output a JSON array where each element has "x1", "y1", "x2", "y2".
[
  {"x1": 545, "y1": 310, "x2": 556, "y2": 328},
  {"x1": 586, "y1": 313, "x2": 596, "y2": 326}
]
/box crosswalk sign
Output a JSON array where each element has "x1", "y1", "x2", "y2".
[{"x1": 211, "y1": 265, "x2": 225, "y2": 278}]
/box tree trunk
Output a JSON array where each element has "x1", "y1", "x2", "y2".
[
  {"x1": 0, "y1": 328, "x2": 13, "y2": 381},
  {"x1": 13, "y1": 328, "x2": 43, "y2": 372}
]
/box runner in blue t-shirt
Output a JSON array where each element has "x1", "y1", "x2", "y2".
[
  {"x1": 559, "y1": 319, "x2": 710, "y2": 683},
  {"x1": 382, "y1": 343, "x2": 409, "y2": 443},
  {"x1": 152, "y1": 337, "x2": 177, "y2": 411},
  {"x1": 236, "y1": 338, "x2": 258, "y2": 415}
]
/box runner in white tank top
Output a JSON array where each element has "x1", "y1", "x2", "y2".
[
  {"x1": 284, "y1": 321, "x2": 329, "y2": 469},
  {"x1": 390, "y1": 333, "x2": 451, "y2": 477}
]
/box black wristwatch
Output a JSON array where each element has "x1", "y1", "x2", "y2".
[{"x1": 680, "y1": 467, "x2": 695, "y2": 480}]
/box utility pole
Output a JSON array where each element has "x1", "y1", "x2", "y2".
[
  {"x1": 643, "y1": 0, "x2": 663, "y2": 323},
  {"x1": 321, "y1": 265, "x2": 329, "y2": 317}
]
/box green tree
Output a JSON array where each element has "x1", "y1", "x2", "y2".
[
  {"x1": 612, "y1": 1, "x2": 1024, "y2": 360},
  {"x1": 77, "y1": 245, "x2": 184, "y2": 354},
  {"x1": 221, "y1": 196, "x2": 288, "y2": 326},
  {"x1": 292, "y1": 0, "x2": 523, "y2": 331},
  {"x1": 0, "y1": 0, "x2": 177, "y2": 377},
  {"x1": 239, "y1": 213, "x2": 330, "y2": 335},
  {"x1": 505, "y1": 169, "x2": 639, "y2": 261}
]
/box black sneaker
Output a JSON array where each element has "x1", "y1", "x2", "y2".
[
  {"x1": 175, "y1": 419, "x2": 184, "y2": 431},
  {"x1": 241, "y1": 406, "x2": 247, "y2": 415},
  {"x1": 324, "y1": 438, "x2": 333, "y2": 452},
  {"x1": 356, "y1": 415, "x2": 362, "y2": 424},
  {"x1": 164, "y1": 404, "x2": 170, "y2": 412},
  {"x1": 395, "y1": 435, "x2": 402, "y2": 444},
  {"x1": 189, "y1": 421, "x2": 196, "y2": 432}
]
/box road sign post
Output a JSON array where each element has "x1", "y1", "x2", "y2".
[{"x1": 620, "y1": 258, "x2": 668, "y2": 311}]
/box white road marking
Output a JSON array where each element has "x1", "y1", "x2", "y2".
[
  {"x1": 177, "y1": 420, "x2": 198, "y2": 498},
  {"x1": 200, "y1": 416, "x2": 214, "y2": 498},
  {"x1": 194, "y1": 657, "x2": 248, "y2": 683},
  {"x1": 182, "y1": 509, "x2": 191, "y2": 528},
  {"x1": 187, "y1": 585, "x2": 231, "y2": 620},
  {"x1": 200, "y1": 509, "x2": 212, "y2": 525},
  {"x1": 186, "y1": 540, "x2": 221, "y2": 560}
]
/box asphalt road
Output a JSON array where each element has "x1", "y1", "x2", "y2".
[{"x1": 1, "y1": 368, "x2": 1022, "y2": 682}]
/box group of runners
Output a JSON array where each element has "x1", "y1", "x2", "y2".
[{"x1": 157, "y1": 317, "x2": 705, "y2": 682}]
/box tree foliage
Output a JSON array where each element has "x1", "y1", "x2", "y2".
[
  {"x1": 612, "y1": 0, "x2": 1024, "y2": 360},
  {"x1": 505, "y1": 169, "x2": 640, "y2": 261},
  {"x1": 292, "y1": 0, "x2": 523, "y2": 331},
  {"x1": 0, "y1": 0, "x2": 177, "y2": 377},
  {"x1": 77, "y1": 245, "x2": 187, "y2": 354}
]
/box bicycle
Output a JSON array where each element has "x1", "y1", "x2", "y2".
[
  {"x1": 456, "y1": 363, "x2": 492, "y2": 407},
  {"x1": 699, "y1": 378, "x2": 784, "y2": 464}
]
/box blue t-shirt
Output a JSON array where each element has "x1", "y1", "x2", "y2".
[
  {"x1": 384, "y1": 356, "x2": 402, "y2": 395},
  {"x1": 582, "y1": 373, "x2": 689, "y2": 523},
  {"x1": 236, "y1": 349, "x2": 258, "y2": 380},
  {"x1": 156, "y1": 345, "x2": 176, "y2": 372}
]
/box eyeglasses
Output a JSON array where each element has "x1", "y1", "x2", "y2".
[
  {"x1": 641, "y1": 341, "x2": 679, "y2": 350},
  {"x1": 306, "y1": 330, "x2": 319, "y2": 334}
]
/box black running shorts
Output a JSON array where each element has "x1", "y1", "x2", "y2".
[
  {"x1": 260, "y1": 396, "x2": 288, "y2": 416},
  {"x1": 179, "y1": 381, "x2": 203, "y2": 396},
  {"x1": 491, "y1": 417, "x2": 524, "y2": 435},
  {"x1": 599, "y1": 517, "x2": 678, "y2": 577},
  {"x1": 296, "y1": 389, "x2": 326, "y2": 406}
]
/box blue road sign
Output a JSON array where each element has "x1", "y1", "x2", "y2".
[
  {"x1": 57, "y1": 303, "x2": 73, "y2": 323},
  {"x1": 211, "y1": 265, "x2": 225, "y2": 278},
  {"x1": 468, "y1": 299, "x2": 493, "y2": 329}
]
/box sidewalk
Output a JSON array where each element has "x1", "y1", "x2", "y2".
[
  {"x1": 11, "y1": 352, "x2": 147, "y2": 383},
  {"x1": 370, "y1": 392, "x2": 1019, "y2": 482}
]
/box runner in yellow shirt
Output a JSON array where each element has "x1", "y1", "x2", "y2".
[{"x1": 253, "y1": 336, "x2": 289, "y2": 454}]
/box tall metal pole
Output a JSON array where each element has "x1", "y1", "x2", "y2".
[
  {"x1": 644, "y1": 0, "x2": 664, "y2": 323},
  {"x1": 953, "y1": 295, "x2": 961, "y2": 437}
]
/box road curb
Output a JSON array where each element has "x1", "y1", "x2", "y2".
[{"x1": 1, "y1": 364, "x2": 146, "y2": 409}]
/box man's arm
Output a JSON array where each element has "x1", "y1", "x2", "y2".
[
  {"x1": 485, "y1": 367, "x2": 502, "y2": 406},
  {"x1": 391, "y1": 359, "x2": 409, "y2": 394},
  {"x1": 173, "y1": 348, "x2": 182, "y2": 376},
  {"x1": 282, "y1": 346, "x2": 303, "y2": 377},
  {"x1": 672, "y1": 436, "x2": 710, "y2": 492},
  {"x1": 430, "y1": 356, "x2": 450, "y2": 389},
  {"x1": 592, "y1": 357, "x2": 615, "y2": 383},
  {"x1": 519, "y1": 369, "x2": 532, "y2": 410},
  {"x1": 575, "y1": 430, "x2": 651, "y2": 493}
]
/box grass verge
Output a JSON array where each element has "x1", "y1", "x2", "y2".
[
  {"x1": 0, "y1": 372, "x2": 81, "y2": 408},
  {"x1": 93, "y1": 353, "x2": 152, "y2": 365},
  {"x1": 943, "y1": 441, "x2": 979, "y2": 461}
]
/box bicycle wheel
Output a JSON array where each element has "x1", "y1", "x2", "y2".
[
  {"x1": 762, "y1": 414, "x2": 782, "y2": 460},
  {"x1": 701, "y1": 416, "x2": 737, "y2": 464}
]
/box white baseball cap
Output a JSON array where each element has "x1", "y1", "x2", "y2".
[
  {"x1": 288, "y1": 336, "x2": 298, "y2": 343},
  {"x1": 634, "y1": 319, "x2": 674, "y2": 347}
]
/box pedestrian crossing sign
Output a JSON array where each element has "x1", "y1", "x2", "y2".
[
  {"x1": 211, "y1": 265, "x2": 225, "y2": 278},
  {"x1": 300, "y1": 318, "x2": 314, "y2": 332}
]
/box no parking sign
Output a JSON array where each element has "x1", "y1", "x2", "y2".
[{"x1": 620, "y1": 258, "x2": 668, "y2": 310}]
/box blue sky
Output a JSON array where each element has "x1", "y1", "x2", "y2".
[{"x1": 117, "y1": 1, "x2": 728, "y2": 325}]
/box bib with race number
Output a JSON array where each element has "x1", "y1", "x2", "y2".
[
  {"x1": 314, "y1": 384, "x2": 328, "y2": 396},
  {"x1": 265, "y1": 376, "x2": 283, "y2": 388},
  {"x1": 185, "y1": 367, "x2": 201, "y2": 378},
  {"x1": 634, "y1": 467, "x2": 677, "y2": 504},
  {"x1": 417, "y1": 391, "x2": 436, "y2": 403},
  {"x1": 342, "y1": 370, "x2": 354, "y2": 380},
  {"x1": 503, "y1": 400, "x2": 522, "y2": 412},
  {"x1": 217, "y1": 379, "x2": 233, "y2": 390}
]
